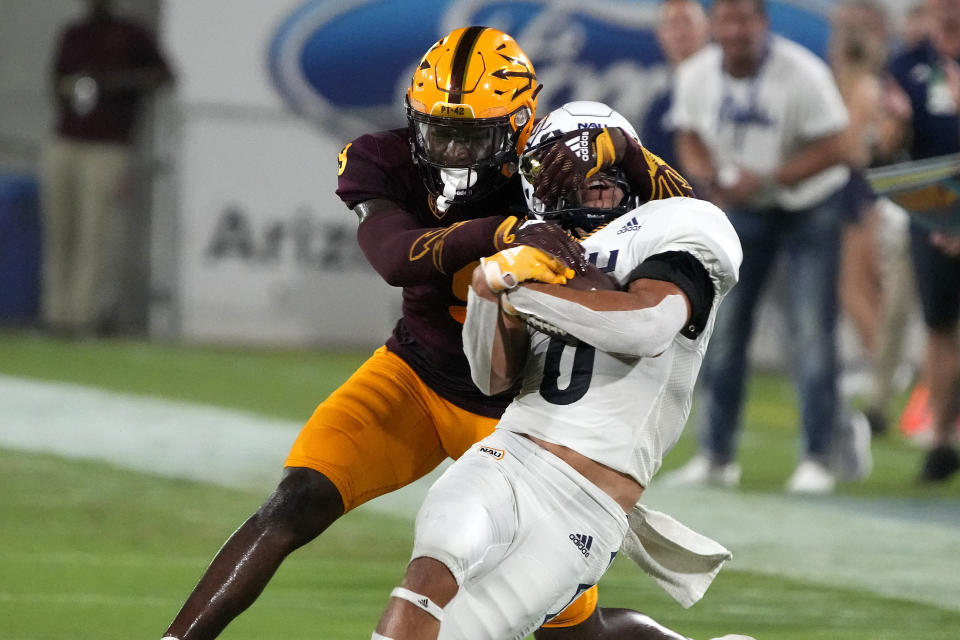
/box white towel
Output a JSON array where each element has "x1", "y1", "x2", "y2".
[{"x1": 619, "y1": 503, "x2": 732, "y2": 608}]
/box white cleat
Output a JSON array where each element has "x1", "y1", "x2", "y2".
[
  {"x1": 660, "y1": 454, "x2": 741, "y2": 488},
  {"x1": 708, "y1": 635, "x2": 757, "y2": 640},
  {"x1": 831, "y1": 409, "x2": 873, "y2": 481},
  {"x1": 786, "y1": 458, "x2": 835, "y2": 494}
]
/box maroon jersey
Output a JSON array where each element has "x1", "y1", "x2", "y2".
[
  {"x1": 53, "y1": 12, "x2": 171, "y2": 144},
  {"x1": 337, "y1": 129, "x2": 526, "y2": 417}
]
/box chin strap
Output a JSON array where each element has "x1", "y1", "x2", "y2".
[{"x1": 436, "y1": 168, "x2": 478, "y2": 212}]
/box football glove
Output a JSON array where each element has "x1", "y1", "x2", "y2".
[
  {"x1": 510, "y1": 219, "x2": 590, "y2": 275},
  {"x1": 494, "y1": 216, "x2": 589, "y2": 275},
  {"x1": 493, "y1": 215, "x2": 522, "y2": 249},
  {"x1": 480, "y1": 245, "x2": 575, "y2": 293},
  {"x1": 533, "y1": 127, "x2": 627, "y2": 205}
]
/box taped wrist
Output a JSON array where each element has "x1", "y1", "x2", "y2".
[
  {"x1": 480, "y1": 246, "x2": 574, "y2": 293},
  {"x1": 503, "y1": 287, "x2": 688, "y2": 356}
]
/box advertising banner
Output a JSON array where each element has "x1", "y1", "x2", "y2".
[{"x1": 163, "y1": 0, "x2": 830, "y2": 346}]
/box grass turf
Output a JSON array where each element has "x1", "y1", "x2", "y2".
[{"x1": 1, "y1": 331, "x2": 958, "y2": 639}]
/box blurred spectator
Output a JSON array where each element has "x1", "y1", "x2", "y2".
[
  {"x1": 887, "y1": 0, "x2": 960, "y2": 482},
  {"x1": 641, "y1": 0, "x2": 710, "y2": 167},
  {"x1": 663, "y1": 0, "x2": 858, "y2": 493},
  {"x1": 829, "y1": 0, "x2": 915, "y2": 436},
  {"x1": 41, "y1": 0, "x2": 172, "y2": 336},
  {"x1": 901, "y1": 2, "x2": 932, "y2": 51}
]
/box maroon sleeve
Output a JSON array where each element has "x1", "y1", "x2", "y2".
[
  {"x1": 620, "y1": 135, "x2": 695, "y2": 202},
  {"x1": 339, "y1": 131, "x2": 512, "y2": 286},
  {"x1": 357, "y1": 205, "x2": 505, "y2": 286}
]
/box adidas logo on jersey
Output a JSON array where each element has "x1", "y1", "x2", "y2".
[
  {"x1": 617, "y1": 216, "x2": 641, "y2": 235},
  {"x1": 478, "y1": 446, "x2": 505, "y2": 459},
  {"x1": 569, "y1": 533, "x2": 594, "y2": 557}
]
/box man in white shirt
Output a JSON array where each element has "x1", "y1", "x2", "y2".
[{"x1": 665, "y1": 0, "x2": 854, "y2": 493}]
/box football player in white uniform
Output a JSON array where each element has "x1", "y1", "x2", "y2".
[{"x1": 373, "y1": 102, "x2": 746, "y2": 640}]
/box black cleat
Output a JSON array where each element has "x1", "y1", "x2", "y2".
[
  {"x1": 864, "y1": 407, "x2": 888, "y2": 436},
  {"x1": 919, "y1": 445, "x2": 960, "y2": 483}
]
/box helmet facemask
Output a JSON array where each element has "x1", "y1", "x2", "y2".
[
  {"x1": 407, "y1": 100, "x2": 531, "y2": 206},
  {"x1": 521, "y1": 150, "x2": 637, "y2": 234},
  {"x1": 519, "y1": 100, "x2": 640, "y2": 235}
]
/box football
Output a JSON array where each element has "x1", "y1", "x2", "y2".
[{"x1": 563, "y1": 261, "x2": 619, "y2": 291}]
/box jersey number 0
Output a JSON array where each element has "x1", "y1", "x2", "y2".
[{"x1": 539, "y1": 337, "x2": 596, "y2": 405}]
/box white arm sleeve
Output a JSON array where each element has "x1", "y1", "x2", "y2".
[
  {"x1": 502, "y1": 288, "x2": 688, "y2": 357},
  {"x1": 462, "y1": 287, "x2": 503, "y2": 395}
]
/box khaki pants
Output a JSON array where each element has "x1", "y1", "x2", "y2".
[{"x1": 40, "y1": 137, "x2": 130, "y2": 331}]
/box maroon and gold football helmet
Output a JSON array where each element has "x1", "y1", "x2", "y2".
[{"x1": 407, "y1": 26, "x2": 541, "y2": 204}]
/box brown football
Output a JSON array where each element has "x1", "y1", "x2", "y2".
[{"x1": 563, "y1": 262, "x2": 619, "y2": 291}]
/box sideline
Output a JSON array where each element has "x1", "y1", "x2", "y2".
[
  {"x1": 0, "y1": 373, "x2": 446, "y2": 516},
  {"x1": 1, "y1": 373, "x2": 957, "y2": 612}
]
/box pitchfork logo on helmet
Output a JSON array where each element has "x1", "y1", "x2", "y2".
[
  {"x1": 406, "y1": 26, "x2": 541, "y2": 207},
  {"x1": 520, "y1": 101, "x2": 640, "y2": 233}
]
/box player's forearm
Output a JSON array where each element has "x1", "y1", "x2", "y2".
[
  {"x1": 464, "y1": 269, "x2": 528, "y2": 395},
  {"x1": 505, "y1": 283, "x2": 688, "y2": 357},
  {"x1": 619, "y1": 136, "x2": 694, "y2": 200},
  {"x1": 357, "y1": 207, "x2": 505, "y2": 286},
  {"x1": 675, "y1": 131, "x2": 717, "y2": 196},
  {"x1": 772, "y1": 131, "x2": 847, "y2": 186}
]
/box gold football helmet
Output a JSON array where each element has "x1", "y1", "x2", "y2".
[{"x1": 407, "y1": 26, "x2": 541, "y2": 204}]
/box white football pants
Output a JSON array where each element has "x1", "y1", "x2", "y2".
[{"x1": 411, "y1": 429, "x2": 628, "y2": 640}]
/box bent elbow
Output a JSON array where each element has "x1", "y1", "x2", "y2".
[
  {"x1": 487, "y1": 374, "x2": 515, "y2": 396},
  {"x1": 471, "y1": 368, "x2": 514, "y2": 396},
  {"x1": 470, "y1": 371, "x2": 495, "y2": 397},
  {"x1": 631, "y1": 335, "x2": 675, "y2": 358},
  {"x1": 594, "y1": 332, "x2": 674, "y2": 358},
  {"x1": 365, "y1": 252, "x2": 413, "y2": 287},
  {"x1": 380, "y1": 270, "x2": 408, "y2": 288}
]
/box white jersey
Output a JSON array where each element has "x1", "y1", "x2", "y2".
[
  {"x1": 670, "y1": 35, "x2": 849, "y2": 210},
  {"x1": 496, "y1": 197, "x2": 741, "y2": 487}
]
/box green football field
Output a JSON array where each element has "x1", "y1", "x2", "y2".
[{"x1": 1, "y1": 331, "x2": 958, "y2": 640}]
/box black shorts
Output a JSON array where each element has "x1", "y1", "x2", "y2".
[
  {"x1": 841, "y1": 170, "x2": 878, "y2": 224},
  {"x1": 910, "y1": 221, "x2": 960, "y2": 329}
]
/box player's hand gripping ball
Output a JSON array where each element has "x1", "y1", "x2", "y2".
[
  {"x1": 560, "y1": 260, "x2": 619, "y2": 291},
  {"x1": 502, "y1": 260, "x2": 618, "y2": 337},
  {"x1": 508, "y1": 219, "x2": 589, "y2": 274},
  {"x1": 480, "y1": 245, "x2": 575, "y2": 293}
]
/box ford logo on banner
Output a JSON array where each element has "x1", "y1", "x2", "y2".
[{"x1": 269, "y1": 0, "x2": 830, "y2": 137}]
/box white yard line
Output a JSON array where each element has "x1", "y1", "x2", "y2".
[{"x1": 1, "y1": 374, "x2": 957, "y2": 612}]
